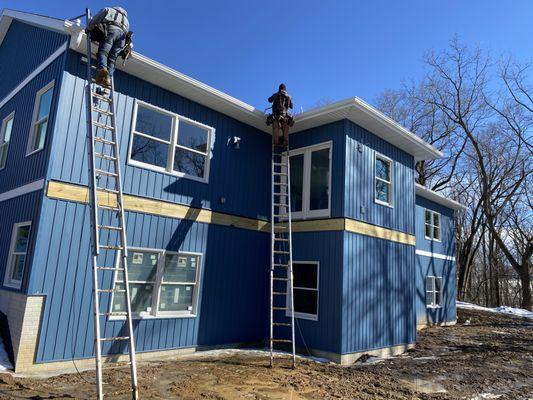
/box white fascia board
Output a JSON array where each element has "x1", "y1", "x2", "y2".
[
  {"x1": 415, "y1": 184, "x2": 466, "y2": 210},
  {"x1": 293, "y1": 98, "x2": 443, "y2": 161}
]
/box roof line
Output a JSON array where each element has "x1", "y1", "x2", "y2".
[{"x1": 415, "y1": 184, "x2": 466, "y2": 210}]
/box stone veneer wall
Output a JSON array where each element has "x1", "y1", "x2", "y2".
[{"x1": 0, "y1": 290, "x2": 44, "y2": 372}]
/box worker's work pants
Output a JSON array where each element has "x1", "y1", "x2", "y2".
[{"x1": 97, "y1": 26, "x2": 126, "y2": 77}]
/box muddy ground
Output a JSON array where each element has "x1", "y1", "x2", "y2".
[{"x1": 0, "y1": 308, "x2": 531, "y2": 399}]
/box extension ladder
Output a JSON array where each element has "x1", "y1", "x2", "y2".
[
  {"x1": 270, "y1": 142, "x2": 296, "y2": 368},
  {"x1": 83, "y1": 9, "x2": 138, "y2": 399}
]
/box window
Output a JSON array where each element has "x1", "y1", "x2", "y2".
[
  {"x1": 424, "y1": 209, "x2": 441, "y2": 241},
  {"x1": 129, "y1": 102, "x2": 213, "y2": 182},
  {"x1": 425, "y1": 276, "x2": 442, "y2": 308},
  {"x1": 111, "y1": 249, "x2": 201, "y2": 318},
  {"x1": 0, "y1": 112, "x2": 14, "y2": 170},
  {"x1": 375, "y1": 153, "x2": 393, "y2": 206},
  {"x1": 288, "y1": 142, "x2": 331, "y2": 219},
  {"x1": 287, "y1": 262, "x2": 319, "y2": 320},
  {"x1": 4, "y1": 222, "x2": 31, "y2": 289},
  {"x1": 27, "y1": 81, "x2": 54, "y2": 155}
]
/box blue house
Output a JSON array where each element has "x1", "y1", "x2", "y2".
[{"x1": 0, "y1": 9, "x2": 463, "y2": 372}]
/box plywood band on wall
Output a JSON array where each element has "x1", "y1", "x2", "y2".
[
  {"x1": 46, "y1": 181, "x2": 269, "y2": 232},
  {"x1": 46, "y1": 181, "x2": 415, "y2": 245}
]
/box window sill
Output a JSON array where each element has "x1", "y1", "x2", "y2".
[
  {"x1": 109, "y1": 312, "x2": 197, "y2": 321},
  {"x1": 127, "y1": 159, "x2": 209, "y2": 184},
  {"x1": 25, "y1": 147, "x2": 45, "y2": 157},
  {"x1": 3, "y1": 282, "x2": 22, "y2": 290},
  {"x1": 426, "y1": 305, "x2": 442, "y2": 309},
  {"x1": 424, "y1": 237, "x2": 442, "y2": 243},
  {"x1": 375, "y1": 199, "x2": 393, "y2": 208}
]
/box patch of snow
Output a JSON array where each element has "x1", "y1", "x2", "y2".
[
  {"x1": 0, "y1": 335, "x2": 12, "y2": 371},
  {"x1": 457, "y1": 301, "x2": 533, "y2": 320},
  {"x1": 470, "y1": 393, "x2": 502, "y2": 399},
  {"x1": 184, "y1": 348, "x2": 331, "y2": 364}
]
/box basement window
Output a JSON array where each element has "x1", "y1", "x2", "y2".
[
  {"x1": 27, "y1": 81, "x2": 54, "y2": 155},
  {"x1": 374, "y1": 152, "x2": 393, "y2": 207},
  {"x1": 425, "y1": 210, "x2": 441, "y2": 241},
  {"x1": 128, "y1": 101, "x2": 213, "y2": 183},
  {"x1": 287, "y1": 261, "x2": 319, "y2": 321},
  {"x1": 111, "y1": 249, "x2": 201, "y2": 318},
  {"x1": 288, "y1": 142, "x2": 331, "y2": 220},
  {"x1": 0, "y1": 112, "x2": 14, "y2": 170},
  {"x1": 4, "y1": 222, "x2": 31, "y2": 289},
  {"x1": 425, "y1": 276, "x2": 442, "y2": 308}
]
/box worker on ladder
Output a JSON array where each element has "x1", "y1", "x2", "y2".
[
  {"x1": 267, "y1": 84, "x2": 294, "y2": 146},
  {"x1": 86, "y1": 6, "x2": 133, "y2": 88}
]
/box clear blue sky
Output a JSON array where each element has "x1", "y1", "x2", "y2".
[{"x1": 3, "y1": 1, "x2": 533, "y2": 111}]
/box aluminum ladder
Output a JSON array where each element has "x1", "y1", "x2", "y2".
[
  {"x1": 83, "y1": 9, "x2": 138, "y2": 399},
  {"x1": 269, "y1": 142, "x2": 296, "y2": 368}
]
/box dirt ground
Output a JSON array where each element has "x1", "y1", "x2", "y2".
[{"x1": 0, "y1": 308, "x2": 531, "y2": 399}]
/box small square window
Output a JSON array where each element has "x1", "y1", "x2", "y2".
[
  {"x1": 0, "y1": 112, "x2": 14, "y2": 169},
  {"x1": 375, "y1": 153, "x2": 393, "y2": 206},
  {"x1": 424, "y1": 209, "x2": 441, "y2": 241},
  {"x1": 288, "y1": 262, "x2": 319, "y2": 320},
  {"x1": 425, "y1": 276, "x2": 442, "y2": 308},
  {"x1": 4, "y1": 222, "x2": 31, "y2": 289}
]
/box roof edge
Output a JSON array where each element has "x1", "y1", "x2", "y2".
[{"x1": 415, "y1": 184, "x2": 466, "y2": 210}]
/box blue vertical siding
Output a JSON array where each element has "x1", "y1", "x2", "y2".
[
  {"x1": 415, "y1": 195, "x2": 455, "y2": 255},
  {"x1": 0, "y1": 56, "x2": 65, "y2": 192},
  {"x1": 0, "y1": 20, "x2": 67, "y2": 99},
  {"x1": 345, "y1": 120, "x2": 415, "y2": 234},
  {"x1": 342, "y1": 232, "x2": 416, "y2": 354},
  {"x1": 288, "y1": 121, "x2": 346, "y2": 218},
  {"x1": 47, "y1": 51, "x2": 271, "y2": 221},
  {"x1": 31, "y1": 196, "x2": 269, "y2": 362},
  {"x1": 291, "y1": 231, "x2": 344, "y2": 354},
  {"x1": 415, "y1": 256, "x2": 457, "y2": 325},
  {"x1": 0, "y1": 191, "x2": 43, "y2": 294}
]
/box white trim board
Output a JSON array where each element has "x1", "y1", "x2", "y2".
[
  {"x1": 0, "y1": 179, "x2": 45, "y2": 203},
  {"x1": 416, "y1": 249, "x2": 456, "y2": 261},
  {"x1": 0, "y1": 42, "x2": 66, "y2": 110}
]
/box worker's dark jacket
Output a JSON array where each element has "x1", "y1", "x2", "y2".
[{"x1": 268, "y1": 90, "x2": 293, "y2": 117}]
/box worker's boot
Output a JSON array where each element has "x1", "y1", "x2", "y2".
[{"x1": 95, "y1": 67, "x2": 111, "y2": 88}]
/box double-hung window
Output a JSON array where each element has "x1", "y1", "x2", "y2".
[
  {"x1": 289, "y1": 142, "x2": 331, "y2": 219},
  {"x1": 27, "y1": 81, "x2": 54, "y2": 155},
  {"x1": 288, "y1": 261, "x2": 319, "y2": 320},
  {"x1": 426, "y1": 276, "x2": 442, "y2": 308},
  {"x1": 129, "y1": 102, "x2": 213, "y2": 182},
  {"x1": 425, "y1": 209, "x2": 441, "y2": 241},
  {"x1": 375, "y1": 153, "x2": 393, "y2": 206},
  {"x1": 111, "y1": 249, "x2": 201, "y2": 318},
  {"x1": 4, "y1": 222, "x2": 31, "y2": 289},
  {"x1": 0, "y1": 112, "x2": 14, "y2": 169}
]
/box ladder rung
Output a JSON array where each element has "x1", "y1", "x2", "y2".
[
  {"x1": 273, "y1": 182, "x2": 288, "y2": 186},
  {"x1": 273, "y1": 163, "x2": 287, "y2": 167},
  {"x1": 273, "y1": 263, "x2": 289, "y2": 267},
  {"x1": 273, "y1": 203, "x2": 288, "y2": 206},
  {"x1": 96, "y1": 266, "x2": 125, "y2": 271},
  {"x1": 94, "y1": 136, "x2": 116, "y2": 146},
  {"x1": 273, "y1": 172, "x2": 288, "y2": 176},
  {"x1": 272, "y1": 291, "x2": 287, "y2": 295},
  {"x1": 92, "y1": 107, "x2": 113, "y2": 116},
  {"x1": 99, "y1": 225, "x2": 123, "y2": 231},
  {"x1": 271, "y1": 339, "x2": 292, "y2": 343},
  {"x1": 273, "y1": 214, "x2": 289, "y2": 217},
  {"x1": 273, "y1": 322, "x2": 291, "y2": 326},
  {"x1": 273, "y1": 250, "x2": 290, "y2": 254},
  {"x1": 99, "y1": 311, "x2": 128, "y2": 317},
  {"x1": 98, "y1": 204, "x2": 120, "y2": 212},
  {"x1": 95, "y1": 169, "x2": 118, "y2": 177},
  {"x1": 274, "y1": 238, "x2": 290, "y2": 242},
  {"x1": 99, "y1": 336, "x2": 130, "y2": 342},
  {"x1": 97, "y1": 187, "x2": 119, "y2": 195},
  {"x1": 93, "y1": 121, "x2": 115, "y2": 131},
  {"x1": 95, "y1": 152, "x2": 117, "y2": 161},
  {"x1": 97, "y1": 288, "x2": 125, "y2": 293},
  {"x1": 99, "y1": 245, "x2": 124, "y2": 250},
  {"x1": 273, "y1": 192, "x2": 288, "y2": 196},
  {"x1": 273, "y1": 277, "x2": 289, "y2": 281},
  {"x1": 92, "y1": 92, "x2": 112, "y2": 103},
  {"x1": 272, "y1": 307, "x2": 288, "y2": 310}
]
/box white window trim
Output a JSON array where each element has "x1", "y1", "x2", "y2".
[
  {"x1": 3, "y1": 221, "x2": 32, "y2": 290},
  {"x1": 26, "y1": 80, "x2": 55, "y2": 156},
  {"x1": 288, "y1": 141, "x2": 332, "y2": 220},
  {"x1": 374, "y1": 151, "x2": 394, "y2": 208},
  {"x1": 0, "y1": 111, "x2": 15, "y2": 170},
  {"x1": 286, "y1": 261, "x2": 319, "y2": 321},
  {"x1": 425, "y1": 275, "x2": 443, "y2": 309},
  {"x1": 424, "y1": 209, "x2": 442, "y2": 242},
  {"x1": 109, "y1": 248, "x2": 202, "y2": 320},
  {"x1": 127, "y1": 100, "x2": 214, "y2": 184}
]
